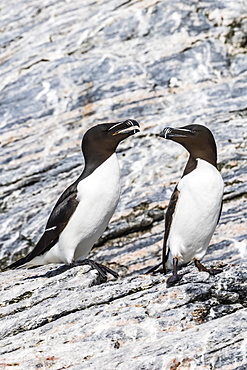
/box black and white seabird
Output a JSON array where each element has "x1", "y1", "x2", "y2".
[
  {"x1": 148, "y1": 124, "x2": 224, "y2": 287},
  {"x1": 7, "y1": 119, "x2": 140, "y2": 281}
]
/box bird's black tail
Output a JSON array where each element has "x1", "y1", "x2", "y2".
[
  {"x1": 5, "y1": 231, "x2": 59, "y2": 271},
  {"x1": 5, "y1": 256, "x2": 28, "y2": 270}
]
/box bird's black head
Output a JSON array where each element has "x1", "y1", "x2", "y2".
[
  {"x1": 82, "y1": 119, "x2": 140, "y2": 167},
  {"x1": 160, "y1": 124, "x2": 217, "y2": 167}
]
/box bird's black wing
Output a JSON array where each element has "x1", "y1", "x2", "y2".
[
  {"x1": 162, "y1": 186, "x2": 180, "y2": 273},
  {"x1": 145, "y1": 185, "x2": 180, "y2": 275},
  {"x1": 217, "y1": 200, "x2": 223, "y2": 225},
  {"x1": 7, "y1": 181, "x2": 80, "y2": 269}
]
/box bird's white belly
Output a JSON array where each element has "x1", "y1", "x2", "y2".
[
  {"x1": 41, "y1": 154, "x2": 121, "y2": 264},
  {"x1": 166, "y1": 159, "x2": 224, "y2": 268}
]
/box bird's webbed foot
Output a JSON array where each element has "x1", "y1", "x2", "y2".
[
  {"x1": 166, "y1": 257, "x2": 183, "y2": 288},
  {"x1": 166, "y1": 273, "x2": 183, "y2": 288},
  {"x1": 194, "y1": 259, "x2": 223, "y2": 275},
  {"x1": 72, "y1": 259, "x2": 119, "y2": 283}
]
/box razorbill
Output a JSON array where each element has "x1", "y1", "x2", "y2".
[
  {"x1": 148, "y1": 124, "x2": 224, "y2": 287},
  {"x1": 7, "y1": 119, "x2": 140, "y2": 281}
]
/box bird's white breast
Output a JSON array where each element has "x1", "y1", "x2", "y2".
[
  {"x1": 43, "y1": 153, "x2": 121, "y2": 264},
  {"x1": 166, "y1": 159, "x2": 224, "y2": 268}
]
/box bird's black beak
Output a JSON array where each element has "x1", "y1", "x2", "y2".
[
  {"x1": 108, "y1": 119, "x2": 140, "y2": 137},
  {"x1": 159, "y1": 127, "x2": 194, "y2": 140}
]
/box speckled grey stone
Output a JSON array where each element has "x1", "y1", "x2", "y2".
[
  {"x1": 0, "y1": 264, "x2": 246, "y2": 369},
  {"x1": 0, "y1": 0, "x2": 247, "y2": 368}
]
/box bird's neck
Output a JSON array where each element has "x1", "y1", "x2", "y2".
[
  {"x1": 182, "y1": 153, "x2": 217, "y2": 177},
  {"x1": 79, "y1": 152, "x2": 115, "y2": 181}
]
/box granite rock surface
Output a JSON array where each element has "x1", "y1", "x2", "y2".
[
  {"x1": 0, "y1": 263, "x2": 247, "y2": 369},
  {"x1": 0, "y1": 0, "x2": 247, "y2": 368}
]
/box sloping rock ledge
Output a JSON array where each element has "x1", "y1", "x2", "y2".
[{"x1": 0, "y1": 262, "x2": 246, "y2": 369}]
